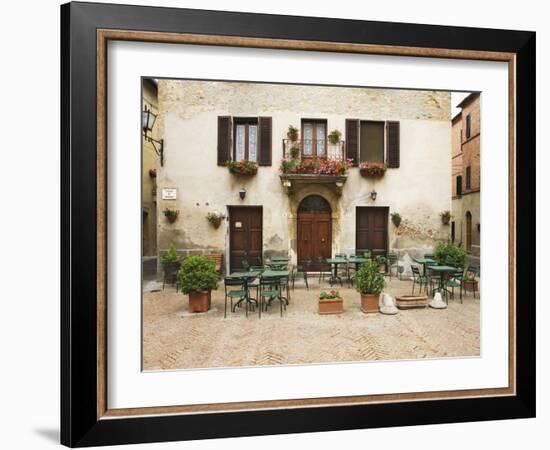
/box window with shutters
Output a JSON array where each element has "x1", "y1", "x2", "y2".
[
  {"x1": 466, "y1": 113, "x2": 471, "y2": 139},
  {"x1": 359, "y1": 121, "x2": 384, "y2": 163},
  {"x1": 466, "y1": 166, "x2": 471, "y2": 190},
  {"x1": 346, "y1": 120, "x2": 399, "y2": 168},
  {"x1": 301, "y1": 119, "x2": 327, "y2": 158},
  {"x1": 456, "y1": 175, "x2": 463, "y2": 196},
  {"x1": 234, "y1": 118, "x2": 258, "y2": 162}
]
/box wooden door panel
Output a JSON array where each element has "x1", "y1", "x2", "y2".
[
  {"x1": 298, "y1": 211, "x2": 332, "y2": 270},
  {"x1": 356, "y1": 207, "x2": 388, "y2": 256},
  {"x1": 229, "y1": 207, "x2": 262, "y2": 272}
]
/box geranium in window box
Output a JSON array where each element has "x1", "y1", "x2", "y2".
[
  {"x1": 226, "y1": 160, "x2": 258, "y2": 176},
  {"x1": 319, "y1": 289, "x2": 344, "y2": 314},
  {"x1": 359, "y1": 161, "x2": 387, "y2": 177}
]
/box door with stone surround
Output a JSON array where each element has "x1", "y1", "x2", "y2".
[{"x1": 297, "y1": 195, "x2": 332, "y2": 271}]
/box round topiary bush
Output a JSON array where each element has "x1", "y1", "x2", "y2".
[{"x1": 177, "y1": 255, "x2": 219, "y2": 294}]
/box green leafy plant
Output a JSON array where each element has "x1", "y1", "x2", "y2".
[
  {"x1": 177, "y1": 255, "x2": 219, "y2": 294},
  {"x1": 206, "y1": 211, "x2": 226, "y2": 224},
  {"x1": 319, "y1": 289, "x2": 341, "y2": 300},
  {"x1": 440, "y1": 210, "x2": 452, "y2": 224},
  {"x1": 161, "y1": 243, "x2": 180, "y2": 266},
  {"x1": 328, "y1": 129, "x2": 342, "y2": 144},
  {"x1": 226, "y1": 160, "x2": 258, "y2": 175},
  {"x1": 163, "y1": 208, "x2": 179, "y2": 223},
  {"x1": 434, "y1": 242, "x2": 467, "y2": 267},
  {"x1": 363, "y1": 250, "x2": 372, "y2": 259},
  {"x1": 287, "y1": 125, "x2": 299, "y2": 141},
  {"x1": 391, "y1": 212, "x2": 402, "y2": 227},
  {"x1": 355, "y1": 261, "x2": 385, "y2": 295},
  {"x1": 289, "y1": 145, "x2": 300, "y2": 159}
]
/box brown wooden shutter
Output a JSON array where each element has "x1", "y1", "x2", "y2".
[
  {"x1": 258, "y1": 116, "x2": 272, "y2": 166},
  {"x1": 386, "y1": 121, "x2": 400, "y2": 168},
  {"x1": 345, "y1": 119, "x2": 359, "y2": 166},
  {"x1": 217, "y1": 116, "x2": 232, "y2": 165}
]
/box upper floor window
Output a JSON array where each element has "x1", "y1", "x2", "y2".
[
  {"x1": 359, "y1": 121, "x2": 385, "y2": 163},
  {"x1": 234, "y1": 118, "x2": 258, "y2": 162},
  {"x1": 466, "y1": 166, "x2": 471, "y2": 190},
  {"x1": 456, "y1": 175, "x2": 463, "y2": 196},
  {"x1": 465, "y1": 113, "x2": 471, "y2": 139},
  {"x1": 301, "y1": 119, "x2": 326, "y2": 158},
  {"x1": 345, "y1": 119, "x2": 399, "y2": 168}
]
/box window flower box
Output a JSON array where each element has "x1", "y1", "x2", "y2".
[
  {"x1": 280, "y1": 157, "x2": 353, "y2": 176},
  {"x1": 226, "y1": 160, "x2": 258, "y2": 176},
  {"x1": 359, "y1": 161, "x2": 387, "y2": 177}
]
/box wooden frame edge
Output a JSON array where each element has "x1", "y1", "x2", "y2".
[{"x1": 96, "y1": 28, "x2": 517, "y2": 420}]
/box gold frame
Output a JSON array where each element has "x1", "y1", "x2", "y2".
[{"x1": 96, "y1": 29, "x2": 516, "y2": 420}]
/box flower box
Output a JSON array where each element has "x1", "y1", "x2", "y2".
[
  {"x1": 319, "y1": 289, "x2": 344, "y2": 314},
  {"x1": 395, "y1": 295, "x2": 428, "y2": 309},
  {"x1": 226, "y1": 160, "x2": 258, "y2": 176},
  {"x1": 359, "y1": 162, "x2": 387, "y2": 177}
]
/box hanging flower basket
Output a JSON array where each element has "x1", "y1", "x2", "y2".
[
  {"x1": 163, "y1": 208, "x2": 179, "y2": 223},
  {"x1": 440, "y1": 210, "x2": 452, "y2": 225},
  {"x1": 287, "y1": 125, "x2": 299, "y2": 142},
  {"x1": 206, "y1": 211, "x2": 226, "y2": 229},
  {"x1": 391, "y1": 212, "x2": 402, "y2": 227},
  {"x1": 359, "y1": 162, "x2": 387, "y2": 177},
  {"x1": 226, "y1": 160, "x2": 258, "y2": 176},
  {"x1": 148, "y1": 168, "x2": 157, "y2": 178},
  {"x1": 328, "y1": 129, "x2": 342, "y2": 145}
]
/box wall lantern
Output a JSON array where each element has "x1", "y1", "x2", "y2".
[
  {"x1": 142, "y1": 106, "x2": 164, "y2": 166},
  {"x1": 477, "y1": 223, "x2": 481, "y2": 233},
  {"x1": 370, "y1": 189, "x2": 377, "y2": 201},
  {"x1": 239, "y1": 187, "x2": 247, "y2": 200}
]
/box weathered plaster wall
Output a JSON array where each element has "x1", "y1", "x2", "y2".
[{"x1": 155, "y1": 80, "x2": 452, "y2": 274}]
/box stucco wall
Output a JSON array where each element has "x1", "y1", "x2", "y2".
[{"x1": 155, "y1": 80, "x2": 452, "y2": 274}]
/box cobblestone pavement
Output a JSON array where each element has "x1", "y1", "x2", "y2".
[{"x1": 143, "y1": 278, "x2": 480, "y2": 371}]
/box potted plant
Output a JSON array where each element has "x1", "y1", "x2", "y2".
[
  {"x1": 287, "y1": 125, "x2": 299, "y2": 142},
  {"x1": 161, "y1": 243, "x2": 181, "y2": 285},
  {"x1": 363, "y1": 250, "x2": 372, "y2": 261},
  {"x1": 434, "y1": 242, "x2": 467, "y2": 267},
  {"x1": 328, "y1": 129, "x2": 342, "y2": 144},
  {"x1": 440, "y1": 210, "x2": 452, "y2": 225},
  {"x1": 289, "y1": 144, "x2": 300, "y2": 159},
  {"x1": 206, "y1": 211, "x2": 226, "y2": 229},
  {"x1": 463, "y1": 268, "x2": 479, "y2": 291},
  {"x1": 355, "y1": 261, "x2": 385, "y2": 313},
  {"x1": 375, "y1": 255, "x2": 387, "y2": 273},
  {"x1": 359, "y1": 161, "x2": 387, "y2": 177},
  {"x1": 177, "y1": 255, "x2": 219, "y2": 313},
  {"x1": 148, "y1": 168, "x2": 157, "y2": 178},
  {"x1": 226, "y1": 160, "x2": 258, "y2": 176},
  {"x1": 163, "y1": 208, "x2": 179, "y2": 223},
  {"x1": 391, "y1": 212, "x2": 402, "y2": 227},
  {"x1": 318, "y1": 289, "x2": 344, "y2": 314}
]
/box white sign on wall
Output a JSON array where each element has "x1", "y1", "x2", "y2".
[{"x1": 161, "y1": 188, "x2": 177, "y2": 200}]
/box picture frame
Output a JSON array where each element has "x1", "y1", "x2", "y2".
[{"x1": 60, "y1": 1, "x2": 535, "y2": 447}]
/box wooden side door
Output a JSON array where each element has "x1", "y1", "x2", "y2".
[
  {"x1": 356, "y1": 207, "x2": 388, "y2": 257},
  {"x1": 229, "y1": 207, "x2": 263, "y2": 272}
]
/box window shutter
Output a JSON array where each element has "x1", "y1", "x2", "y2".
[
  {"x1": 386, "y1": 121, "x2": 400, "y2": 168},
  {"x1": 217, "y1": 116, "x2": 232, "y2": 165},
  {"x1": 345, "y1": 119, "x2": 359, "y2": 166},
  {"x1": 258, "y1": 116, "x2": 272, "y2": 166}
]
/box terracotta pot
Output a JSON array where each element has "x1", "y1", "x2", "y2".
[
  {"x1": 378, "y1": 264, "x2": 386, "y2": 273},
  {"x1": 189, "y1": 291, "x2": 210, "y2": 313},
  {"x1": 441, "y1": 216, "x2": 451, "y2": 225},
  {"x1": 166, "y1": 214, "x2": 178, "y2": 223},
  {"x1": 463, "y1": 279, "x2": 478, "y2": 291},
  {"x1": 318, "y1": 297, "x2": 344, "y2": 315},
  {"x1": 361, "y1": 293, "x2": 380, "y2": 313},
  {"x1": 392, "y1": 217, "x2": 401, "y2": 227},
  {"x1": 212, "y1": 218, "x2": 222, "y2": 229},
  {"x1": 287, "y1": 132, "x2": 298, "y2": 142},
  {"x1": 395, "y1": 294, "x2": 428, "y2": 309}
]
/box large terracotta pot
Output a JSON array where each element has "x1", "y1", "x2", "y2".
[
  {"x1": 395, "y1": 294, "x2": 428, "y2": 309},
  {"x1": 318, "y1": 298, "x2": 344, "y2": 315},
  {"x1": 463, "y1": 280, "x2": 478, "y2": 292},
  {"x1": 361, "y1": 293, "x2": 380, "y2": 313},
  {"x1": 189, "y1": 291, "x2": 210, "y2": 313},
  {"x1": 212, "y1": 218, "x2": 222, "y2": 229}
]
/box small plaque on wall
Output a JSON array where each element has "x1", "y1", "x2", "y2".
[{"x1": 161, "y1": 188, "x2": 177, "y2": 200}]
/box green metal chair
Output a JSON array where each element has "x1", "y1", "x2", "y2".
[
  {"x1": 241, "y1": 259, "x2": 250, "y2": 271},
  {"x1": 387, "y1": 252, "x2": 399, "y2": 280},
  {"x1": 291, "y1": 260, "x2": 310, "y2": 291},
  {"x1": 223, "y1": 277, "x2": 247, "y2": 318},
  {"x1": 411, "y1": 265, "x2": 429, "y2": 295},
  {"x1": 260, "y1": 276, "x2": 285, "y2": 317},
  {"x1": 447, "y1": 268, "x2": 465, "y2": 303},
  {"x1": 317, "y1": 257, "x2": 332, "y2": 284}
]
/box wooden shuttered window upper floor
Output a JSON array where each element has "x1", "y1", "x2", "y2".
[
  {"x1": 345, "y1": 119, "x2": 400, "y2": 168},
  {"x1": 217, "y1": 116, "x2": 272, "y2": 166}
]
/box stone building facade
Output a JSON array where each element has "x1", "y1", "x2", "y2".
[
  {"x1": 451, "y1": 93, "x2": 480, "y2": 256},
  {"x1": 148, "y1": 79, "x2": 452, "y2": 276}
]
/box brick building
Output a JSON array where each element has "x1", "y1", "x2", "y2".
[{"x1": 451, "y1": 93, "x2": 480, "y2": 256}]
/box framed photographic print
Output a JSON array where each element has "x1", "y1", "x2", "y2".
[{"x1": 61, "y1": 1, "x2": 536, "y2": 447}]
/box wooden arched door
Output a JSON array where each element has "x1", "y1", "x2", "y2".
[
  {"x1": 297, "y1": 195, "x2": 332, "y2": 271},
  {"x1": 465, "y1": 211, "x2": 472, "y2": 253}
]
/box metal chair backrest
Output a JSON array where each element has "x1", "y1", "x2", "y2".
[
  {"x1": 241, "y1": 259, "x2": 250, "y2": 270},
  {"x1": 387, "y1": 252, "x2": 398, "y2": 263},
  {"x1": 411, "y1": 265, "x2": 421, "y2": 279},
  {"x1": 224, "y1": 277, "x2": 245, "y2": 287},
  {"x1": 424, "y1": 253, "x2": 434, "y2": 259},
  {"x1": 260, "y1": 276, "x2": 279, "y2": 287}
]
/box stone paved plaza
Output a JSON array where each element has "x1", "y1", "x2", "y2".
[{"x1": 143, "y1": 277, "x2": 480, "y2": 371}]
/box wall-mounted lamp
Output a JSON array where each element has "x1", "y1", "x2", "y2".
[
  {"x1": 239, "y1": 187, "x2": 247, "y2": 200},
  {"x1": 370, "y1": 189, "x2": 377, "y2": 201},
  {"x1": 477, "y1": 223, "x2": 480, "y2": 233},
  {"x1": 142, "y1": 106, "x2": 164, "y2": 166}
]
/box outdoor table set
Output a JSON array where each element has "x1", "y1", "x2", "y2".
[
  {"x1": 325, "y1": 255, "x2": 369, "y2": 287},
  {"x1": 226, "y1": 266, "x2": 290, "y2": 318},
  {"x1": 413, "y1": 257, "x2": 461, "y2": 301}
]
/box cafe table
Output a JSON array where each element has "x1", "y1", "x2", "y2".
[
  {"x1": 346, "y1": 256, "x2": 369, "y2": 286},
  {"x1": 325, "y1": 258, "x2": 347, "y2": 286},
  {"x1": 414, "y1": 257, "x2": 437, "y2": 276},
  {"x1": 257, "y1": 269, "x2": 290, "y2": 314},
  {"x1": 427, "y1": 265, "x2": 456, "y2": 300}
]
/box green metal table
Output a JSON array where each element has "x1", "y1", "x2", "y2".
[
  {"x1": 427, "y1": 265, "x2": 456, "y2": 300},
  {"x1": 226, "y1": 270, "x2": 262, "y2": 314},
  {"x1": 326, "y1": 258, "x2": 347, "y2": 286},
  {"x1": 414, "y1": 257, "x2": 436, "y2": 276}
]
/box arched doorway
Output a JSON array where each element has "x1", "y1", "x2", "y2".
[
  {"x1": 297, "y1": 195, "x2": 332, "y2": 271},
  {"x1": 465, "y1": 211, "x2": 472, "y2": 253}
]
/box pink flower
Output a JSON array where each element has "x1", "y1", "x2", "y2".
[{"x1": 330, "y1": 289, "x2": 336, "y2": 295}]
